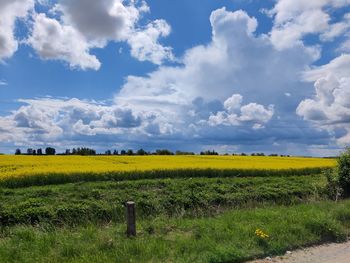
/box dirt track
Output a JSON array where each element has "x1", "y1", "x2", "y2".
[{"x1": 246, "y1": 241, "x2": 350, "y2": 263}]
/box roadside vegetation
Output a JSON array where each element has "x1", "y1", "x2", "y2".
[{"x1": 0, "y1": 201, "x2": 349, "y2": 263}]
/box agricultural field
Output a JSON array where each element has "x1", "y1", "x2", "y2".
[
  {"x1": 0, "y1": 155, "x2": 347, "y2": 263},
  {"x1": 0, "y1": 155, "x2": 336, "y2": 187}
]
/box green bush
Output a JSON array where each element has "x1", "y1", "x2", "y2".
[
  {"x1": 324, "y1": 169, "x2": 342, "y2": 201},
  {"x1": 338, "y1": 147, "x2": 350, "y2": 197}
]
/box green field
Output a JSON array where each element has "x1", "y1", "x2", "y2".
[
  {"x1": 0, "y1": 155, "x2": 348, "y2": 262},
  {"x1": 0, "y1": 175, "x2": 326, "y2": 226}
]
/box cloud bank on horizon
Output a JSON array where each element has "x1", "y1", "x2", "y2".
[{"x1": 0, "y1": 0, "x2": 350, "y2": 155}]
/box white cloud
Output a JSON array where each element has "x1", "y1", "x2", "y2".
[
  {"x1": 339, "y1": 36, "x2": 350, "y2": 52},
  {"x1": 116, "y1": 7, "x2": 316, "y2": 117},
  {"x1": 223, "y1": 94, "x2": 243, "y2": 113},
  {"x1": 320, "y1": 13, "x2": 350, "y2": 41},
  {"x1": 269, "y1": 0, "x2": 350, "y2": 50},
  {"x1": 28, "y1": 13, "x2": 101, "y2": 70},
  {"x1": 297, "y1": 54, "x2": 350, "y2": 145},
  {"x1": 0, "y1": 0, "x2": 34, "y2": 60},
  {"x1": 26, "y1": 0, "x2": 173, "y2": 68},
  {"x1": 239, "y1": 103, "x2": 274, "y2": 123},
  {"x1": 208, "y1": 95, "x2": 274, "y2": 128},
  {"x1": 127, "y1": 19, "x2": 174, "y2": 64},
  {"x1": 0, "y1": 97, "x2": 151, "y2": 145}
]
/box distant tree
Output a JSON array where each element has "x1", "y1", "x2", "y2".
[
  {"x1": 155, "y1": 149, "x2": 174, "y2": 155},
  {"x1": 200, "y1": 150, "x2": 218, "y2": 155},
  {"x1": 113, "y1": 150, "x2": 119, "y2": 155},
  {"x1": 241, "y1": 153, "x2": 247, "y2": 156},
  {"x1": 27, "y1": 148, "x2": 33, "y2": 155},
  {"x1": 37, "y1": 148, "x2": 43, "y2": 155},
  {"x1": 137, "y1": 148, "x2": 146, "y2": 155},
  {"x1": 73, "y1": 147, "x2": 96, "y2": 156},
  {"x1": 65, "y1": 149, "x2": 71, "y2": 155},
  {"x1": 45, "y1": 147, "x2": 56, "y2": 155},
  {"x1": 120, "y1": 150, "x2": 126, "y2": 155},
  {"x1": 175, "y1": 151, "x2": 195, "y2": 155},
  {"x1": 32, "y1": 149, "x2": 37, "y2": 155},
  {"x1": 15, "y1": 149, "x2": 21, "y2": 155},
  {"x1": 126, "y1": 149, "x2": 134, "y2": 156},
  {"x1": 72, "y1": 148, "x2": 77, "y2": 155},
  {"x1": 105, "y1": 150, "x2": 112, "y2": 155}
]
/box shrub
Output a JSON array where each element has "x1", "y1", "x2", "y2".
[
  {"x1": 324, "y1": 169, "x2": 342, "y2": 201},
  {"x1": 337, "y1": 147, "x2": 350, "y2": 197}
]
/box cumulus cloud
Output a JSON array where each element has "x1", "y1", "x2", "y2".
[
  {"x1": 0, "y1": 0, "x2": 173, "y2": 68},
  {"x1": 127, "y1": 19, "x2": 174, "y2": 64},
  {"x1": 223, "y1": 94, "x2": 243, "y2": 113},
  {"x1": 116, "y1": 7, "x2": 316, "y2": 119},
  {"x1": 269, "y1": 0, "x2": 350, "y2": 50},
  {"x1": 0, "y1": 98, "x2": 151, "y2": 146},
  {"x1": 27, "y1": 13, "x2": 101, "y2": 70},
  {"x1": 109, "y1": 7, "x2": 330, "y2": 152},
  {"x1": 297, "y1": 54, "x2": 350, "y2": 145},
  {"x1": 25, "y1": 0, "x2": 173, "y2": 69},
  {"x1": 208, "y1": 94, "x2": 274, "y2": 129},
  {"x1": 0, "y1": 0, "x2": 34, "y2": 60}
]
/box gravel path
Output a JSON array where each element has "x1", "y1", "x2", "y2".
[{"x1": 246, "y1": 241, "x2": 350, "y2": 263}]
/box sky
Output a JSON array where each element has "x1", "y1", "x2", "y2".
[{"x1": 0, "y1": 0, "x2": 350, "y2": 156}]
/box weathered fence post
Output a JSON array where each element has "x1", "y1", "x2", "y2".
[{"x1": 126, "y1": 201, "x2": 136, "y2": 237}]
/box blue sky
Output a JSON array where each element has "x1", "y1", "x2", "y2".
[{"x1": 0, "y1": 0, "x2": 350, "y2": 155}]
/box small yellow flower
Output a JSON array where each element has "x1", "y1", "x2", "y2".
[{"x1": 255, "y1": 228, "x2": 269, "y2": 239}]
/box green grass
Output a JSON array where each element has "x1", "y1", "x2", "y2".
[
  {"x1": 0, "y1": 167, "x2": 326, "y2": 188},
  {"x1": 0, "y1": 175, "x2": 326, "y2": 226},
  {"x1": 0, "y1": 166, "x2": 345, "y2": 263},
  {"x1": 0, "y1": 200, "x2": 349, "y2": 263}
]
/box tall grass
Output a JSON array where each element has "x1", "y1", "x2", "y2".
[{"x1": 0, "y1": 176, "x2": 326, "y2": 226}]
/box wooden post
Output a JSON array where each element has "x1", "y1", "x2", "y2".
[{"x1": 126, "y1": 201, "x2": 136, "y2": 237}]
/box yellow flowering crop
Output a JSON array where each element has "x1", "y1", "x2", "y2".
[{"x1": 0, "y1": 155, "x2": 335, "y2": 180}]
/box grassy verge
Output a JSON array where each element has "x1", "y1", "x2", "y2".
[
  {"x1": 0, "y1": 175, "x2": 325, "y2": 226},
  {"x1": 0, "y1": 200, "x2": 349, "y2": 263},
  {"x1": 0, "y1": 167, "x2": 327, "y2": 188}
]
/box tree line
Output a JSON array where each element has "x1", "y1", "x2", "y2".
[
  {"x1": 16, "y1": 147, "x2": 56, "y2": 155},
  {"x1": 14, "y1": 147, "x2": 290, "y2": 157}
]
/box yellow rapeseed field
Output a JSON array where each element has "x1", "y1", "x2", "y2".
[{"x1": 0, "y1": 155, "x2": 336, "y2": 179}]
